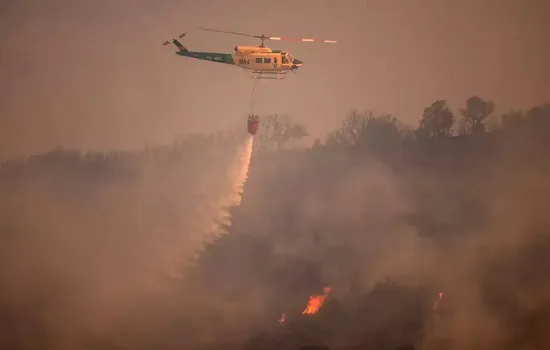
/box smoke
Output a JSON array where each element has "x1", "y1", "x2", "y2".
[
  {"x1": 0, "y1": 132, "x2": 256, "y2": 349},
  {"x1": 1, "y1": 125, "x2": 550, "y2": 349},
  {"x1": 174, "y1": 137, "x2": 550, "y2": 349}
]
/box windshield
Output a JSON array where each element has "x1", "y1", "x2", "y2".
[{"x1": 287, "y1": 53, "x2": 294, "y2": 62}]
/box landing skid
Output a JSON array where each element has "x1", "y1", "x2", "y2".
[
  {"x1": 250, "y1": 75, "x2": 285, "y2": 80},
  {"x1": 249, "y1": 70, "x2": 290, "y2": 80}
]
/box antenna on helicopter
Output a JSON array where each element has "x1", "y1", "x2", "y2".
[{"x1": 197, "y1": 27, "x2": 337, "y2": 48}]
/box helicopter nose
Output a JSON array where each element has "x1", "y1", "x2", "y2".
[{"x1": 291, "y1": 58, "x2": 303, "y2": 69}]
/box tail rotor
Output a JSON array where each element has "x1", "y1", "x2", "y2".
[{"x1": 162, "y1": 32, "x2": 186, "y2": 46}]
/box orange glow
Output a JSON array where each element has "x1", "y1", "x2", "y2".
[{"x1": 302, "y1": 287, "x2": 331, "y2": 315}]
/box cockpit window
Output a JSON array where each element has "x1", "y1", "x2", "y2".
[
  {"x1": 282, "y1": 55, "x2": 289, "y2": 64},
  {"x1": 287, "y1": 53, "x2": 294, "y2": 62}
]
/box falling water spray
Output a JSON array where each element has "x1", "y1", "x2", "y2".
[
  {"x1": 215, "y1": 134, "x2": 254, "y2": 231},
  {"x1": 180, "y1": 134, "x2": 255, "y2": 276}
]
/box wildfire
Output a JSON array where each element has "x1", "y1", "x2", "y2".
[
  {"x1": 302, "y1": 287, "x2": 332, "y2": 315},
  {"x1": 276, "y1": 286, "x2": 332, "y2": 324}
]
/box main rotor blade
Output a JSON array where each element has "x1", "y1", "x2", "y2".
[
  {"x1": 268, "y1": 36, "x2": 337, "y2": 43},
  {"x1": 196, "y1": 28, "x2": 337, "y2": 44},
  {"x1": 197, "y1": 27, "x2": 261, "y2": 39}
]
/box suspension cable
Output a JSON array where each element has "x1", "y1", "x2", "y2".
[{"x1": 249, "y1": 78, "x2": 260, "y2": 115}]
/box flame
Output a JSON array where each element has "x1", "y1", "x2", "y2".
[{"x1": 302, "y1": 287, "x2": 331, "y2": 315}]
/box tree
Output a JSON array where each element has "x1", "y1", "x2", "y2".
[
  {"x1": 361, "y1": 114, "x2": 402, "y2": 155},
  {"x1": 325, "y1": 129, "x2": 347, "y2": 149},
  {"x1": 341, "y1": 109, "x2": 372, "y2": 146},
  {"x1": 526, "y1": 103, "x2": 550, "y2": 124},
  {"x1": 459, "y1": 95, "x2": 495, "y2": 135},
  {"x1": 256, "y1": 114, "x2": 309, "y2": 151},
  {"x1": 416, "y1": 100, "x2": 455, "y2": 140},
  {"x1": 523, "y1": 103, "x2": 550, "y2": 137},
  {"x1": 485, "y1": 115, "x2": 501, "y2": 133},
  {"x1": 501, "y1": 109, "x2": 524, "y2": 130},
  {"x1": 273, "y1": 123, "x2": 309, "y2": 149},
  {"x1": 312, "y1": 138, "x2": 322, "y2": 149},
  {"x1": 324, "y1": 109, "x2": 371, "y2": 148}
]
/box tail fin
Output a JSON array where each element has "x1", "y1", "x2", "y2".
[
  {"x1": 162, "y1": 32, "x2": 188, "y2": 51},
  {"x1": 172, "y1": 39, "x2": 188, "y2": 51}
]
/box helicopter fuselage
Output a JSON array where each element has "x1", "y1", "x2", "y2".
[
  {"x1": 231, "y1": 45, "x2": 302, "y2": 72},
  {"x1": 174, "y1": 42, "x2": 302, "y2": 75}
]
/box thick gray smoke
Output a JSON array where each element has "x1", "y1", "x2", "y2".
[{"x1": 0, "y1": 132, "x2": 252, "y2": 349}]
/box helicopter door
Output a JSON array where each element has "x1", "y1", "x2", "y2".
[
  {"x1": 263, "y1": 57, "x2": 272, "y2": 70},
  {"x1": 255, "y1": 56, "x2": 263, "y2": 70},
  {"x1": 273, "y1": 56, "x2": 278, "y2": 69}
]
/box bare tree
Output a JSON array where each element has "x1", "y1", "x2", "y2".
[
  {"x1": 325, "y1": 129, "x2": 347, "y2": 149},
  {"x1": 273, "y1": 123, "x2": 309, "y2": 150},
  {"x1": 256, "y1": 114, "x2": 309, "y2": 151},
  {"x1": 340, "y1": 109, "x2": 373, "y2": 146}
]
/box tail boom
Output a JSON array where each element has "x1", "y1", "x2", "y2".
[
  {"x1": 172, "y1": 39, "x2": 188, "y2": 51},
  {"x1": 163, "y1": 32, "x2": 235, "y2": 65},
  {"x1": 176, "y1": 50, "x2": 235, "y2": 65}
]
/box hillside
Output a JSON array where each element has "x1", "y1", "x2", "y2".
[{"x1": 1, "y1": 100, "x2": 549, "y2": 350}]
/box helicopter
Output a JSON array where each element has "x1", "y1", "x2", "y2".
[{"x1": 162, "y1": 28, "x2": 337, "y2": 80}]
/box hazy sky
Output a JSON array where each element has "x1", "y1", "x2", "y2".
[{"x1": 1, "y1": 0, "x2": 549, "y2": 157}]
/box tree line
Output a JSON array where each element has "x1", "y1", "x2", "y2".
[{"x1": 254, "y1": 95, "x2": 550, "y2": 157}]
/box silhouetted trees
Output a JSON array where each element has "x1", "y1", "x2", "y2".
[
  {"x1": 458, "y1": 95, "x2": 495, "y2": 135},
  {"x1": 321, "y1": 96, "x2": 550, "y2": 157},
  {"x1": 256, "y1": 114, "x2": 309, "y2": 150},
  {"x1": 416, "y1": 100, "x2": 455, "y2": 140},
  {"x1": 500, "y1": 109, "x2": 523, "y2": 129},
  {"x1": 325, "y1": 110, "x2": 407, "y2": 157}
]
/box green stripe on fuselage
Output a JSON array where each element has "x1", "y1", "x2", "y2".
[{"x1": 176, "y1": 50, "x2": 235, "y2": 65}]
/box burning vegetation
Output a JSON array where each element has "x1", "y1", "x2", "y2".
[{"x1": 302, "y1": 287, "x2": 332, "y2": 316}]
